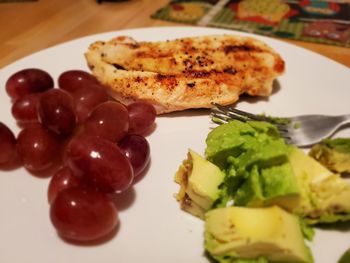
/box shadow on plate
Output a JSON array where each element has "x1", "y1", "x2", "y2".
[
  {"x1": 59, "y1": 223, "x2": 121, "y2": 247},
  {"x1": 317, "y1": 220, "x2": 350, "y2": 232},
  {"x1": 341, "y1": 172, "x2": 350, "y2": 179},
  {"x1": 158, "y1": 108, "x2": 211, "y2": 119},
  {"x1": 235, "y1": 79, "x2": 281, "y2": 106}
]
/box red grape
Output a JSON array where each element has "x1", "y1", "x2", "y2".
[
  {"x1": 0, "y1": 122, "x2": 17, "y2": 165},
  {"x1": 83, "y1": 101, "x2": 129, "y2": 142},
  {"x1": 3, "y1": 68, "x2": 158, "y2": 245},
  {"x1": 118, "y1": 134, "x2": 150, "y2": 179},
  {"x1": 38, "y1": 89, "x2": 77, "y2": 136},
  {"x1": 11, "y1": 93, "x2": 41, "y2": 125},
  {"x1": 48, "y1": 166, "x2": 81, "y2": 204},
  {"x1": 65, "y1": 135, "x2": 134, "y2": 193},
  {"x1": 50, "y1": 187, "x2": 118, "y2": 242},
  {"x1": 72, "y1": 84, "x2": 110, "y2": 123},
  {"x1": 5, "y1": 68, "x2": 53, "y2": 100},
  {"x1": 17, "y1": 123, "x2": 61, "y2": 172},
  {"x1": 127, "y1": 102, "x2": 156, "y2": 135},
  {"x1": 58, "y1": 70, "x2": 99, "y2": 94}
]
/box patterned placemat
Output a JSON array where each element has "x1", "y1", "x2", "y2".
[{"x1": 152, "y1": 0, "x2": 350, "y2": 47}]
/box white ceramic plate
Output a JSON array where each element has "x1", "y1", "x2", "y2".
[{"x1": 0, "y1": 26, "x2": 349, "y2": 263}]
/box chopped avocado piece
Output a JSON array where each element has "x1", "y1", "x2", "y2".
[
  {"x1": 206, "y1": 120, "x2": 300, "y2": 212},
  {"x1": 261, "y1": 162, "x2": 300, "y2": 210},
  {"x1": 174, "y1": 149, "x2": 224, "y2": 219},
  {"x1": 309, "y1": 138, "x2": 350, "y2": 174},
  {"x1": 205, "y1": 121, "x2": 255, "y2": 169},
  {"x1": 299, "y1": 218, "x2": 315, "y2": 241},
  {"x1": 233, "y1": 138, "x2": 290, "y2": 174},
  {"x1": 289, "y1": 147, "x2": 350, "y2": 224},
  {"x1": 205, "y1": 120, "x2": 280, "y2": 169},
  {"x1": 205, "y1": 206, "x2": 313, "y2": 263},
  {"x1": 233, "y1": 163, "x2": 300, "y2": 211},
  {"x1": 233, "y1": 165, "x2": 264, "y2": 207},
  {"x1": 338, "y1": 248, "x2": 350, "y2": 263}
]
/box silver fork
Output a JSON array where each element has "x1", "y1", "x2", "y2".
[{"x1": 211, "y1": 103, "x2": 350, "y2": 147}]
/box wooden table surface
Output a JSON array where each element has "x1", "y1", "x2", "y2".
[{"x1": 0, "y1": 0, "x2": 349, "y2": 69}]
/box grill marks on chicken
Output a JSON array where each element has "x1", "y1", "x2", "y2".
[{"x1": 85, "y1": 35, "x2": 285, "y2": 114}]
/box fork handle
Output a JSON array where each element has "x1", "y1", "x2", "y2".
[
  {"x1": 339, "y1": 114, "x2": 350, "y2": 129},
  {"x1": 341, "y1": 114, "x2": 350, "y2": 123}
]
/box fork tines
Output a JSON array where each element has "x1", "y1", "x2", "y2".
[
  {"x1": 211, "y1": 103, "x2": 270, "y2": 122},
  {"x1": 211, "y1": 104, "x2": 350, "y2": 147},
  {"x1": 211, "y1": 103, "x2": 289, "y2": 133}
]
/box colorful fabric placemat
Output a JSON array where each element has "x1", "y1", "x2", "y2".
[{"x1": 152, "y1": 0, "x2": 350, "y2": 47}]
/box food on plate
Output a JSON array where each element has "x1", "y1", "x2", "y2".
[
  {"x1": 205, "y1": 206, "x2": 312, "y2": 263},
  {"x1": 205, "y1": 120, "x2": 300, "y2": 212},
  {"x1": 118, "y1": 134, "x2": 151, "y2": 179},
  {"x1": 203, "y1": 120, "x2": 350, "y2": 224},
  {"x1": 50, "y1": 187, "x2": 119, "y2": 242},
  {"x1": 5, "y1": 68, "x2": 54, "y2": 101},
  {"x1": 38, "y1": 89, "x2": 77, "y2": 137},
  {"x1": 85, "y1": 35, "x2": 285, "y2": 114},
  {"x1": 175, "y1": 119, "x2": 350, "y2": 262},
  {"x1": 82, "y1": 101, "x2": 129, "y2": 142},
  {"x1": 175, "y1": 149, "x2": 224, "y2": 219},
  {"x1": 71, "y1": 83, "x2": 110, "y2": 123},
  {"x1": 309, "y1": 138, "x2": 350, "y2": 174},
  {"x1": 127, "y1": 101, "x2": 156, "y2": 135},
  {"x1": 16, "y1": 123, "x2": 61, "y2": 172},
  {"x1": 65, "y1": 135, "x2": 134, "y2": 193},
  {"x1": 2, "y1": 68, "x2": 157, "y2": 243},
  {"x1": 58, "y1": 69, "x2": 100, "y2": 94},
  {"x1": 289, "y1": 147, "x2": 350, "y2": 224},
  {"x1": 0, "y1": 122, "x2": 18, "y2": 165},
  {"x1": 47, "y1": 166, "x2": 81, "y2": 204},
  {"x1": 11, "y1": 93, "x2": 42, "y2": 125}
]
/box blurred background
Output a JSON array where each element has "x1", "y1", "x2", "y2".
[{"x1": 0, "y1": 0, "x2": 349, "y2": 68}]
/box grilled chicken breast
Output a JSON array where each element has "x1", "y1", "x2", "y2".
[{"x1": 85, "y1": 35, "x2": 285, "y2": 114}]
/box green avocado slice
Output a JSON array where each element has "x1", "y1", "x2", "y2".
[
  {"x1": 205, "y1": 206, "x2": 313, "y2": 263},
  {"x1": 174, "y1": 149, "x2": 224, "y2": 219}
]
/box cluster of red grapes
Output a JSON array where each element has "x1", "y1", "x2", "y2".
[{"x1": 0, "y1": 68, "x2": 156, "y2": 243}]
